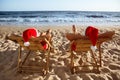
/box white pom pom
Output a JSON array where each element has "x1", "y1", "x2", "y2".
[
  {"x1": 24, "y1": 42, "x2": 30, "y2": 46},
  {"x1": 91, "y1": 46, "x2": 97, "y2": 52}
]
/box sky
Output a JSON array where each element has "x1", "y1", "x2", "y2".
[{"x1": 0, "y1": 0, "x2": 120, "y2": 11}]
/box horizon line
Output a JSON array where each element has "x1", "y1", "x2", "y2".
[{"x1": 0, "y1": 10, "x2": 120, "y2": 12}]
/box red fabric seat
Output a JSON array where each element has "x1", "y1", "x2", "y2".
[
  {"x1": 71, "y1": 42, "x2": 76, "y2": 51},
  {"x1": 40, "y1": 41, "x2": 47, "y2": 50}
]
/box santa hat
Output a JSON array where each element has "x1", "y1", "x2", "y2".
[
  {"x1": 85, "y1": 26, "x2": 98, "y2": 52},
  {"x1": 22, "y1": 28, "x2": 39, "y2": 46}
]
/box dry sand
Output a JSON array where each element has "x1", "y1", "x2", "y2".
[{"x1": 0, "y1": 25, "x2": 120, "y2": 80}]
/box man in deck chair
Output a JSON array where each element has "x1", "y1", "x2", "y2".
[
  {"x1": 22, "y1": 28, "x2": 52, "y2": 50},
  {"x1": 67, "y1": 25, "x2": 99, "y2": 52}
]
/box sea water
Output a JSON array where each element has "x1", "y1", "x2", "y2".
[{"x1": 0, "y1": 11, "x2": 120, "y2": 26}]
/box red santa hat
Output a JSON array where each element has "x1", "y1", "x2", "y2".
[
  {"x1": 85, "y1": 26, "x2": 98, "y2": 52},
  {"x1": 22, "y1": 28, "x2": 39, "y2": 46}
]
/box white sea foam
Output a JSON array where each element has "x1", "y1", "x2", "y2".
[{"x1": 0, "y1": 11, "x2": 120, "y2": 26}]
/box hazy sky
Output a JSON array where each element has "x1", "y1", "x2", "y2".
[{"x1": 0, "y1": 0, "x2": 120, "y2": 11}]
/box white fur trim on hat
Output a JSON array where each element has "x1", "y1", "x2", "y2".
[
  {"x1": 24, "y1": 42, "x2": 30, "y2": 46},
  {"x1": 90, "y1": 46, "x2": 97, "y2": 52}
]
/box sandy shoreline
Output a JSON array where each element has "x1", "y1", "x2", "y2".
[{"x1": 0, "y1": 25, "x2": 120, "y2": 80}]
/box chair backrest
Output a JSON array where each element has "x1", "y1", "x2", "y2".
[
  {"x1": 7, "y1": 34, "x2": 47, "y2": 51},
  {"x1": 72, "y1": 39, "x2": 94, "y2": 52},
  {"x1": 70, "y1": 31, "x2": 115, "y2": 52}
]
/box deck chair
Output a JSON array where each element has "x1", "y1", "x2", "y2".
[
  {"x1": 66, "y1": 31, "x2": 115, "y2": 74},
  {"x1": 7, "y1": 34, "x2": 52, "y2": 75}
]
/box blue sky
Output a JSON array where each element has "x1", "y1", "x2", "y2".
[{"x1": 0, "y1": 0, "x2": 120, "y2": 11}]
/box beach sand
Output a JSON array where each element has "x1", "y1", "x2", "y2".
[{"x1": 0, "y1": 25, "x2": 120, "y2": 80}]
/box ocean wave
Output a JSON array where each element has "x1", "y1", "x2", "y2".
[
  {"x1": 114, "y1": 15, "x2": 120, "y2": 18},
  {"x1": 20, "y1": 16, "x2": 38, "y2": 18},
  {"x1": 86, "y1": 15, "x2": 106, "y2": 18},
  {"x1": 0, "y1": 11, "x2": 120, "y2": 25},
  {"x1": 0, "y1": 17, "x2": 120, "y2": 23}
]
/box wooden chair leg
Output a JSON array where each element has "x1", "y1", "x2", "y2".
[
  {"x1": 17, "y1": 46, "x2": 22, "y2": 72},
  {"x1": 70, "y1": 51, "x2": 75, "y2": 74},
  {"x1": 90, "y1": 50, "x2": 98, "y2": 65},
  {"x1": 45, "y1": 47, "x2": 50, "y2": 74},
  {"x1": 98, "y1": 44, "x2": 102, "y2": 67},
  {"x1": 21, "y1": 50, "x2": 31, "y2": 65},
  {"x1": 90, "y1": 50, "x2": 99, "y2": 70}
]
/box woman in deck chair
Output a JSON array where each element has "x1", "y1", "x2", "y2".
[{"x1": 22, "y1": 28, "x2": 52, "y2": 50}]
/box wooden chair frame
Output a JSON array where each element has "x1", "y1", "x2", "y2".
[
  {"x1": 67, "y1": 31, "x2": 115, "y2": 74},
  {"x1": 7, "y1": 34, "x2": 52, "y2": 75}
]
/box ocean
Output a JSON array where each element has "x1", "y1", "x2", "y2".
[{"x1": 0, "y1": 11, "x2": 120, "y2": 26}]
